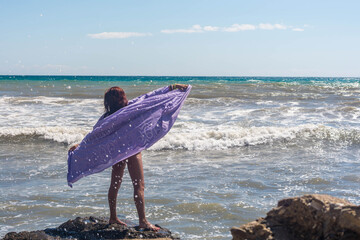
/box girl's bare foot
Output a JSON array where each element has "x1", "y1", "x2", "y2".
[
  {"x1": 109, "y1": 218, "x2": 127, "y2": 226},
  {"x1": 138, "y1": 222, "x2": 160, "y2": 231}
]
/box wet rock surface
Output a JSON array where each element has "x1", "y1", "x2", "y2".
[
  {"x1": 231, "y1": 194, "x2": 360, "y2": 240},
  {"x1": 3, "y1": 216, "x2": 178, "y2": 240}
]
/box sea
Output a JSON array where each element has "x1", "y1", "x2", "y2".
[{"x1": 1, "y1": 75, "x2": 360, "y2": 239}]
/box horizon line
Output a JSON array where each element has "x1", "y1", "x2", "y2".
[{"x1": 0, "y1": 74, "x2": 359, "y2": 78}]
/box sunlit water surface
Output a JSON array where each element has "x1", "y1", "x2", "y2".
[{"x1": 1, "y1": 76, "x2": 360, "y2": 239}]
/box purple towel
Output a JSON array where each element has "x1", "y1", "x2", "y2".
[{"x1": 67, "y1": 85, "x2": 192, "y2": 187}]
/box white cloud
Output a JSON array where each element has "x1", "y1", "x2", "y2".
[
  {"x1": 161, "y1": 24, "x2": 220, "y2": 34},
  {"x1": 223, "y1": 24, "x2": 256, "y2": 32},
  {"x1": 292, "y1": 28, "x2": 305, "y2": 32},
  {"x1": 88, "y1": 32, "x2": 152, "y2": 39},
  {"x1": 258, "y1": 23, "x2": 287, "y2": 30},
  {"x1": 161, "y1": 24, "x2": 205, "y2": 34},
  {"x1": 258, "y1": 23, "x2": 274, "y2": 30},
  {"x1": 161, "y1": 23, "x2": 305, "y2": 34},
  {"x1": 274, "y1": 24, "x2": 287, "y2": 30},
  {"x1": 204, "y1": 25, "x2": 219, "y2": 32}
]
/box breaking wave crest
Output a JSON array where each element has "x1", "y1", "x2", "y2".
[
  {"x1": 151, "y1": 124, "x2": 360, "y2": 150},
  {"x1": 0, "y1": 126, "x2": 90, "y2": 145},
  {"x1": 1, "y1": 124, "x2": 359, "y2": 150}
]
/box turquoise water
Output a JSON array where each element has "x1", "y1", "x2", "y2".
[
  {"x1": 1, "y1": 76, "x2": 360, "y2": 239},
  {"x1": 1, "y1": 75, "x2": 359, "y2": 85}
]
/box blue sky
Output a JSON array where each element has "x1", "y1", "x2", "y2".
[{"x1": 1, "y1": 0, "x2": 359, "y2": 76}]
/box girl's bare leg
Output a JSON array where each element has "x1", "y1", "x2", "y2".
[
  {"x1": 127, "y1": 153, "x2": 160, "y2": 231},
  {"x1": 108, "y1": 161, "x2": 127, "y2": 225}
]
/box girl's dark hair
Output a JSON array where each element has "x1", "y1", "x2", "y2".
[{"x1": 104, "y1": 86, "x2": 128, "y2": 116}]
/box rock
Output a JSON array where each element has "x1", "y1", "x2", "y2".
[
  {"x1": 231, "y1": 194, "x2": 360, "y2": 240},
  {"x1": 3, "y1": 216, "x2": 179, "y2": 240},
  {"x1": 231, "y1": 218, "x2": 273, "y2": 240}
]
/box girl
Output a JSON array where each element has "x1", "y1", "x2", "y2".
[{"x1": 69, "y1": 84, "x2": 187, "y2": 231}]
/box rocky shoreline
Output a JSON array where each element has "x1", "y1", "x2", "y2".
[
  {"x1": 2, "y1": 216, "x2": 178, "y2": 240},
  {"x1": 3, "y1": 194, "x2": 360, "y2": 240},
  {"x1": 231, "y1": 194, "x2": 360, "y2": 240}
]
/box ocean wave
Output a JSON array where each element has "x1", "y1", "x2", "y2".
[
  {"x1": 0, "y1": 126, "x2": 90, "y2": 144},
  {"x1": 1, "y1": 124, "x2": 358, "y2": 150},
  {"x1": 150, "y1": 124, "x2": 360, "y2": 150}
]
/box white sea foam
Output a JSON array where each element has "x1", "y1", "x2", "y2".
[
  {"x1": 150, "y1": 124, "x2": 360, "y2": 150},
  {"x1": 0, "y1": 124, "x2": 358, "y2": 149},
  {"x1": 0, "y1": 126, "x2": 90, "y2": 144}
]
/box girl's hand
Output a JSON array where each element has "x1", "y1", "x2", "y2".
[
  {"x1": 170, "y1": 84, "x2": 188, "y2": 91},
  {"x1": 68, "y1": 144, "x2": 79, "y2": 152}
]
